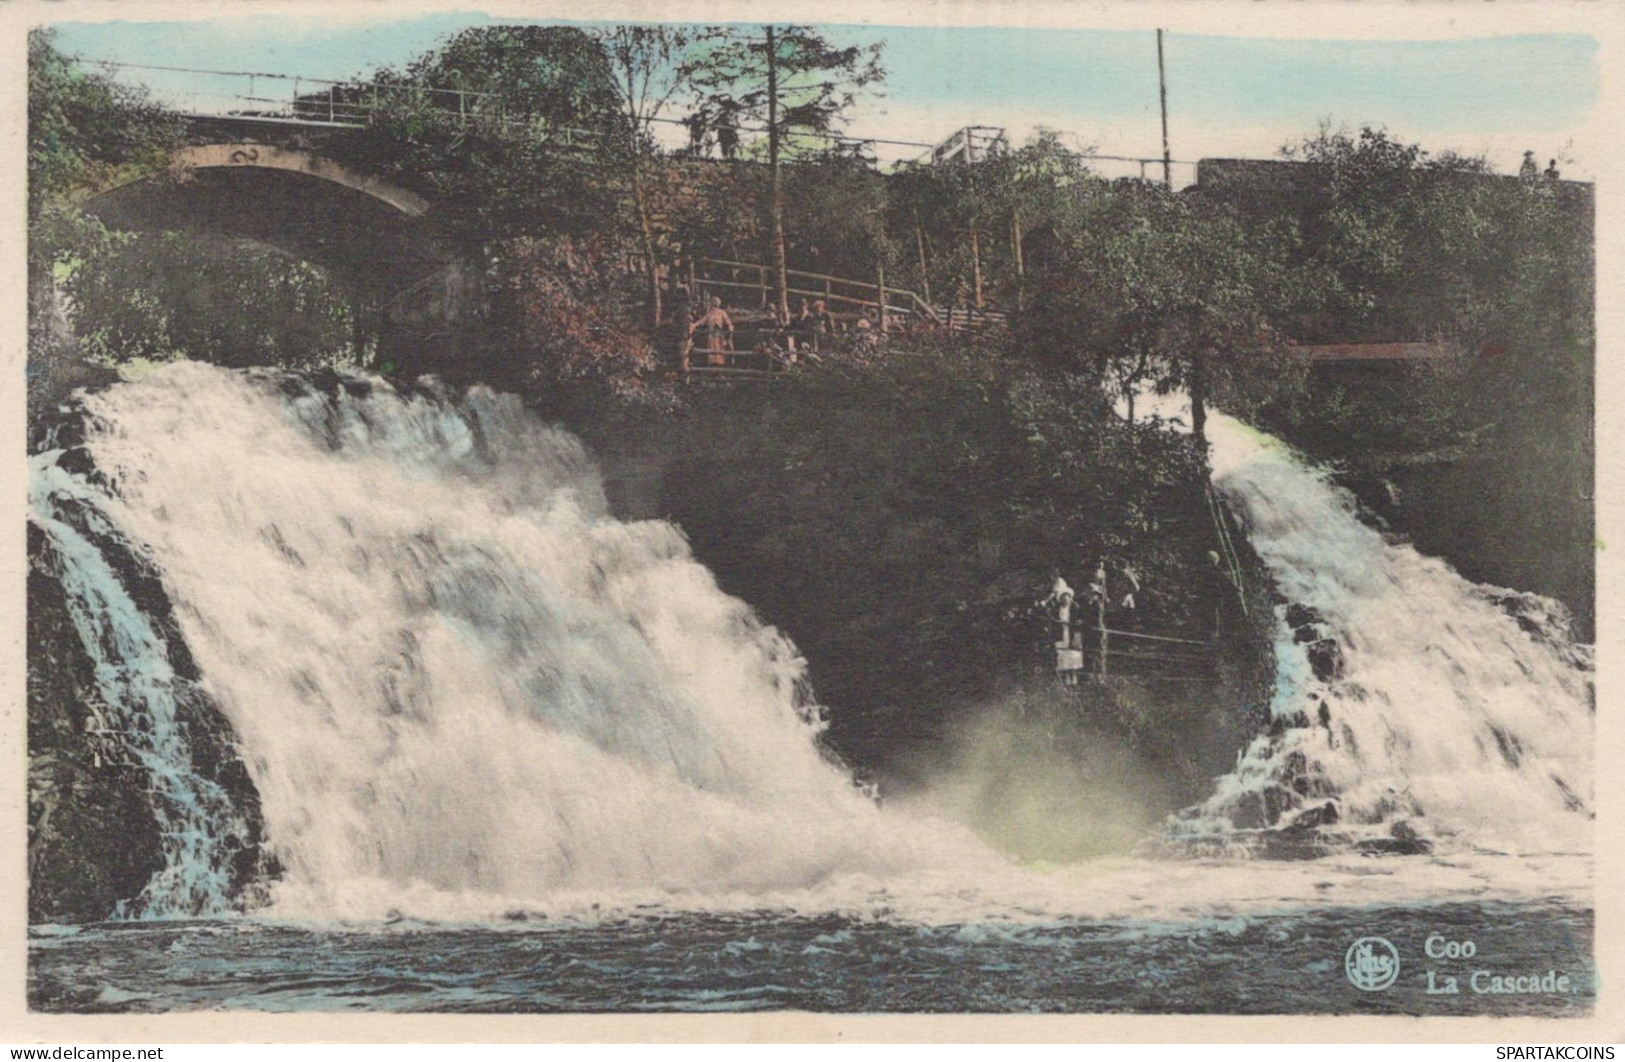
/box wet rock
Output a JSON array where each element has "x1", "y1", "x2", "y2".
[
  {"x1": 28, "y1": 478, "x2": 274, "y2": 921},
  {"x1": 1306, "y1": 638, "x2": 1343, "y2": 682},
  {"x1": 1267, "y1": 710, "x2": 1313, "y2": 736},
  {"x1": 1354, "y1": 835, "x2": 1434, "y2": 856},
  {"x1": 1230, "y1": 791, "x2": 1267, "y2": 830},
  {"x1": 1285, "y1": 603, "x2": 1323, "y2": 631},
  {"x1": 1354, "y1": 819, "x2": 1433, "y2": 855},
  {"x1": 1295, "y1": 800, "x2": 1340, "y2": 828},
  {"x1": 27, "y1": 524, "x2": 165, "y2": 923}
]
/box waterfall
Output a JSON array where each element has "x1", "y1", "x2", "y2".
[
  {"x1": 32, "y1": 362, "x2": 945, "y2": 919},
  {"x1": 1168, "y1": 412, "x2": 1593, "y2": 856},
  {"x1": 29, "y1": 364, "x2": 1594, "y2": 922},
  {"x1": 30, "y1": 458, "x2": 257, "y2": 917}
]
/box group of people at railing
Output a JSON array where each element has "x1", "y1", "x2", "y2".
[
  {"x1": 1040, "y1": 563, "x2": 1152, "y2": 686},
  {"x1": 680, "y1": 293, "x2": 891, "y2": 371}
]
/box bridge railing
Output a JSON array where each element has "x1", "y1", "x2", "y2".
[
  {"x1": 70, "y1": 58, "x2": 605, "y2": 146},
  {"x1": 71, "y1": 58, "x2": 1217, "y2": 182}
]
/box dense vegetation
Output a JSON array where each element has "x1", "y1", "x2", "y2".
[{"x1": 1219, "y1": 130, "x2": 1595, "y2": 632}]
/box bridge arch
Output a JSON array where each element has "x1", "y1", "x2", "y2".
[
  {"x1": 84, "y1": 141, "x2": 453, "y2": 301},
  {"x1": 164, "y1": 143, "x2": 428, "y2": 217}
]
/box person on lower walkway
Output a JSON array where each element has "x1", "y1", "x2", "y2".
[{"x1": 1042, "y1": 571, "x2": 1075, "y2": 649}]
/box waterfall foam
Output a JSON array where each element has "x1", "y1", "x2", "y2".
[
  {"x1": 39, "y1": 363, "x2": 969, "y2": 918},
  {"x1": 29, "y1": 365, "x2": 1594, "y2": 922},
  {"x1": 30, "y1": 458, "x2": 257, "y2": 917},
  {"x1": 1168, "y1": 411, "x2": 1593, "y2": 855}
]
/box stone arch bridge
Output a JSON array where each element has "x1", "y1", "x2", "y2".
[{"x1": 85, "y1": 135, "x2": 482, "y2": 360}]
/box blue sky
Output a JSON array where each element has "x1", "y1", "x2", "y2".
[{"x1": 46, "y1": 14, "x2": 1601, "y2": 181}]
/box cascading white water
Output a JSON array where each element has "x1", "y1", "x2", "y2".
[
  {"x1": 30, "y1": 460, "x2": 254, "y2": 917},
  {"x1": 32, "y1": 365, "x2": 1595, "y2": 923},
  {"x1": 42, "y1": 362, "x2": 963, "y2": 919},
  {"x1": 1172, "y1": 411, "x2": 1593, "y2": 855}
]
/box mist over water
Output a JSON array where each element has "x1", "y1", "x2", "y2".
[{"x1": 29, "y1": 365, "x2": 1593, "y2": 926}]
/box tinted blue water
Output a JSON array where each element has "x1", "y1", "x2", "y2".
[{"x1": 29, "y1": 901, "x2": 1592, "y2": 1015}]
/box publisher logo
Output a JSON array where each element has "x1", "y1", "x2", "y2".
[{"x1": 1346, "y1": 936, "x2": 1401, "y2": 991}]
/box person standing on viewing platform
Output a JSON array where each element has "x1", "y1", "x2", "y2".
[
  {"x1": 800, "y1": 299, "x2": 836, "y2": 351},
  {"x1": 690, "y1": 297, "x2": 735, "y2": 366}
]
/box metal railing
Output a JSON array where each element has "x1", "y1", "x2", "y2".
[
  {"x1": 71, "y1": 57, "x2": 1211, "y2": 182},
  {"x1": 69, "y1": 58, "x2": 603, "y2": 145},
  {"x1": 690, "y1": 257, "x2": 941, "y2": 324},
  {"x1": 686, "y1": 257, "x2": 1011, "y2": 331}
]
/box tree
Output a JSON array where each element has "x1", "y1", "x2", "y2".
[
  {"x1": 782, "y1": 152, "x2": 893, "y2": 297},
  {"x1": 66, "y1": 233, "x2": 366, "y2": 369},
  {"x1": 28, "y1": 30, "x2": 182, "y2": 291},
  {"x1": 343, "y1": 26, "x2": 625, "y2": 246},
  {"x1": 594, "y1": 25, "x2": 697, "y2": 328},
  {"x1": 28, "y1": 30, "x2": 185, "y2": 409},
  {"x1": 1262, "y1": 124, "x2": 1592, "y2": 439},
  {"x1": 497, "y1": 233, "x2": 657, "y2": 392},
  {"x1": 393, "y1": 25, "x2": 623, "y2": 135},
  {"x1": 684, "y1": 25, "x2": 885, "y2": 316},
  {"x1": 1020, "y1": 180, "x2": 1297, "y2": 442},
  {"x1": 883, "y1": 130, "x2": 1094, "y2": 322}
]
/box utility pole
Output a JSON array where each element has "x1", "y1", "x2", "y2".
[{"x1": 1157, "y1": 29, "x2": 1172, "y2": 189}]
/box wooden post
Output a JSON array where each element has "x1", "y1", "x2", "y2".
[
  {"x1": 1097, "y1": 582, "x2": 1110, "y2": 679},
  {"x1": 766, "y1": 24, "x2": 791, "y2": 319},
  {"x1": 876, "y1": 258, "x2": 887, "y2": 333},
  {"x1": 913, "y1": 209, "x2": 932, "y2": 307},
  {"x1": 970, "y1": 221, "x2": 984, "y2": 309},
  {"x1": 1011, "y1": 207, "x2": 1025, "y2": 311},
  {"x1": 758, "y1": 265, "x2": 767, "y2": 309}
]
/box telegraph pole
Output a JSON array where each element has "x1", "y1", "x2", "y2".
[{"x1": 1157, "y1": 29, "x2": 1172, "y2": 188}]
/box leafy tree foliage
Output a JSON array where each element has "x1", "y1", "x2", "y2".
[
  {"x1": 66, "y1": 233, "x2": 367, "y2": 369},
  {"x1": 780, "y1": 153, "x2": 893, "y2": 286},
  {"x1": 29, "y1": 32, "x2": 371, "y2": 376},
  {"x1": 27, "y1": 30, "x2": 183, "y2": 297},
  {"x1": 593, "y1": 25, "x2": 698, "y2": 328},
  {"x1": 27, "y1": 31, "x2": 182, "y2": 219},
  {"x1": 1236, "y1": 125, "x2": 1592, "y2": 454},
  {"x1": 390, "y1": 25, "x2": 623, "y2": 136},
  {"x1": 640, "y1": 356, "x2": 1243, "y2": 781},
  {"x1": 683, "y1": 25, "x2": 885, "y2": 315},
  {"x1": 1020, "y1": 179, "x2": 1299, "y2": 439},
  {"x1": 338, "y1": 26, "x2": 626, "y2": 247},
  {"x1": 495, "y1": 234, "x2": 658, "y2": 391}
]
